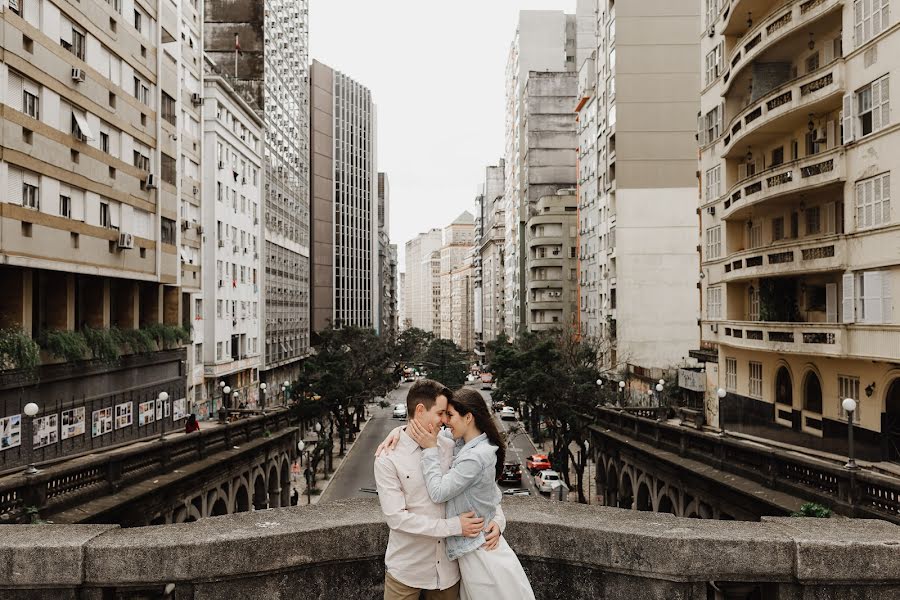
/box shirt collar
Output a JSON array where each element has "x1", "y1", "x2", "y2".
[
  {"x1": 459, "y1": 432, "x2": 488, "y2": 453},
  {"x1": 398, "y1": 427, "x2": 421, "y2": 453}
]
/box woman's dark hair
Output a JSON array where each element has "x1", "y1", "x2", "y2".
[{"x1": 448, "y1": 388, "x2": 506, "y2": 480}]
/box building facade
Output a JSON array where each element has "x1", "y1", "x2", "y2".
[
  {"x1": 450, "y1": 250, "x2": 476, "y2": 352},
  {"x1": 526, "y1": 192, "x2": 579, "y2": 332},
  {"x1": 699, "y1": 0, "x2": 900, "y2": 462},
  {"x1": 439, "y1": 212, "x2": 475, "y2": 343},
  {"x1": 475, "y1": 161, "x2": 506, "y2": 354},
  {"x1": 201, "y1": 73, "x2": 263, "y2": 417},
  {"x1": 377, "y1": 173, "x2": 396, "y2": 337},
  {"x1": 403, "y1": 229, "x2": 442, "y2": 335}
]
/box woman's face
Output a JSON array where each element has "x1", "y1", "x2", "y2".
[{"x1": 445, "y1": 405, "x2": 471, "y2": 439}]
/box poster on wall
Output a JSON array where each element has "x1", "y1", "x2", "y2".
[
  {"x1": 33, "y1": 414, "x2": 59, "y2": 449},
  {"x1": 139, "y1": 401, "x2": 155, "y2": 426},
  {"x1": 156, "y1": 399, "x2": 163, "y2": 421},
  {"x1": 91, "y1": 408, "x2": 113, "y2": 438},
  {"x1": 115, "y1": 402, "x2": 133, "y2": 430},
  {"x1": 164, "y1": 400, "x2": 171, "y2": 418},
  {"x1": 173, "y1": 398, "x2": 187, "y2": 421},
  {"x1": 0, "y1": 414, "x2": 22, "y2": 450},
  {"x1": 61, "y1": 407, "x2": 85, "y2": 440}
]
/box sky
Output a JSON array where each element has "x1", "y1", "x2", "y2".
[{"x1": 308, "y1": 0, "x2": 577, "y2": 272}]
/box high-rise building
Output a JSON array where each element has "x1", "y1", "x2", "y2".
[
  {"x1": 699, "y1": 0, "x2": 900, "y2": 462},
  {"x1": 475, "y1": 160, "x2": 506, "y2": 355},
  {"x1": 450, "y1": 249, "x2": 476, "y2": 352},
  {"x1": 440, "y1": 212, "x2": 475, "y2": 343},
  {"x1": 526, "y1": 192, "x2": 579, "y2": 332},
  {"x1": 205, "y1": 0, "x2": 311, "y2": 387},
  {"x1": 399, "y1": 271, "x2": 408, "y2": 330},
  {"x1": 577, "y1": 0, "x2": 700, "y2": 374},
  {"x1": 377, "y1": 173, "x2": 397, "y2": 337},
  {"x1": 309, "y1": 60, "x2": 378, "y2": 331},
  {"x1": 403, "y1": 229, "x2": 442, "y2": 335},
  {"x1": 504, "y1": 11, "x2": 579, "y2": 338},
  {"x1": 201, "y1": 73, "x2": 264, "y2": 417}
]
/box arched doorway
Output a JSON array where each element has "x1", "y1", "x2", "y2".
[
  {"x1": 210, "y1": 497, "x2": 228, "y2": 517},
  {"x1": 253, "y1": 473, "x2": 268, "y2": 510},
  {"x1": 280, "y1": 460, "x2": 292, "y2": 507},
  {"x1": 618, "y1": 471, "x2": 634, "y2": 510},
  {"x1": 658, "y1": 493, "x2": 677, "y2": 515},
  {"x1": 803, "y1": 371, "x2": 823, "y2": 414},
  {"x1": 775, "y1": 367, "x2": 792, "y2": 406},
  {"x1": 884, "y1": 380, "x2": 900, "y2": 462},
  {"x1": 636, "y1": 481, "x2": 652, "y2": 512},
  {"x1": 234, "y1": 485, "x2": 251, "y2": 513}
]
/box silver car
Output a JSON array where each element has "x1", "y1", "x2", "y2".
[{"x1": 392, "y1": 404, "x2": 407, "y2": 419}]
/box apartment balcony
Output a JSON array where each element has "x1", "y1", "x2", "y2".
[
  {"x1": 529, "y1": 300, "x2": 564, "y2": 311},
  {"x1": 721, "y1": 235, "x2": 846, "y2": 282},
  {"x1": 723, "y1": 62, "x2": 844, "y2": 158},
  {"x1": 527, "y1": 237, "x2": 564, "y2": 249},
  {"x1": 203, "y1": 355, "x2": 261, "y2": 379},
  {"x1": 528, "y1": 279, "x2": 563, "y2": 289},
  {"x1": 721, "y1": 0, "x2": 843, "y2": 91},
  {"x1": 721, "y1": 148, "x2": 845, "y2": 220},
  {"x1": 529, "y1": 257, "x2": 565, "y2": 269}
]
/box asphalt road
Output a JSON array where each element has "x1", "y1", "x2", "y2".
[{"x1": 476, "y1": 387, "x2": 542, "y2": 496}]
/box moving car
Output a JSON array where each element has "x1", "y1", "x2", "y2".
[
  {"x1": 500, "y1": 463, "x2": 522, "y2": 485},
  {"x1": 502, "y1": 488, "x2": 531, "y2": 497},
  {"x1": 480, "y1": 372, "x2": 494, "y2": 390},
  {"x1": 535, "y1": 469, "x2": 561, "y2": 494},
  {"x1": 392, "y1": 404, "x2": 407, "y2": 419},
  {"x1": 526, "y1": 454, "x2": 551, "y2": 474},
  {"x1": 499, "y1": 407, "x2": 516, "y2": 421}
]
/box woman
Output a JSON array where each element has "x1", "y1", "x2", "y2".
[
  {"x1": 184, "y1": 413, "x2": 200, "y2": 434},
  {"x1": 392, "y1": 388, "x2": 535, "y2": 600}
]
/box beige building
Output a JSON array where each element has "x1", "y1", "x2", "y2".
[
  {"x1": 699, "y1": 0, "x2": 900, "y2": 462},
  {"x1": 402, "y1": 228, "x2": 442, "y2": 335},
  {"x1": 525, "y1": 192, "x2": 579, "y2": 331},
  {"x1": 439, "y1": 212, "x2": 475, "y2": 346},
  {"x1": 450, "y1": 250, "x2": 476, "y2": 352},
  {"x1": 474, "y1": 160, "x2": 506, "y2": 353}
]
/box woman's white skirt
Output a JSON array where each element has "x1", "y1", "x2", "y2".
[{"x1": 458, "y1": 537, "x2": 536, "y2": 600}]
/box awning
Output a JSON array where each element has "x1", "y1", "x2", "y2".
[{"x1": 72, "y1": 111, "x2": 95, "y2": 141}]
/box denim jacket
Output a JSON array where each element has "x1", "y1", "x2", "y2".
[{"x1": 421, "y1": 431, "x2": 503, "y2": 560}]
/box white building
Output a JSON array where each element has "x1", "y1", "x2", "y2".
[
  {"x1": 403, "y1": 229, "x2": 442, "y2": 335},
  {"x1": 475, "y1": 161, "x2": 506, "y2": 352},
  {"x1": 201, "y1": 73, "x2": 263, "y2": 415}
]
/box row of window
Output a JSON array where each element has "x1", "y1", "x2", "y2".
[
  {"x1": 215, "y1": 300, "x2": 259, "y2": 320},
  {"x1": 215, "y1": 260, "x2": 258, "y2": 286}
]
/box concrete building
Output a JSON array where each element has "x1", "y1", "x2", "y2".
[
  {"x1": 377, "y1": 173, "x2": 397, "y2": 337},
  {"x1": 504, "y1": 11, "x2": 579, "y2": 337},
  {"x1": 450, "y1": 250, "x2": 476, "y2": 352},
  {"x1": 576, "y1": 0, "x2": 700, "y2": 376},
  {"x1": 439, "y1": 212, "x2": 475, "y2": 343},
  {"x1": 0, "y1": 0, "x2": 188, "y2": 467},
  {"x1": 398, "y1": 271, "x2": 407, "y2": 330},
  {"x1": 403, "y1": 229, "x2": 442, "y2": 335},
  {"x1": 309, "y1": 61, "x2": 378, "y2": 332},
  {"x1": 205, "y1": 0, "x2": 311, "y2": 387},
  {"x1": 474, "y1": 161, "x2": 506, "y2": 355},
  {"x1": 201, "y1": 73, "x2": 263, "y2": 417},
  {"x1": 526, "y1": 192, "x2": 580, "y2": 331},
  {"x1": 698, "y1": 0, "x2": 900, "y2": 462}
]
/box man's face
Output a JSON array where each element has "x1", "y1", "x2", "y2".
[{"x1": 416, "y1": 394, "x2": 448, "y2": 433}]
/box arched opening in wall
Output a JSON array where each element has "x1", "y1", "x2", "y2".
[
  {"x1": 280, "y1": 460, "x2": 291, "y2": 507},
  {"x1": 636, "y1": 481, "x2": 652, "y2": 512},
  {"x1": 234, "y1": 485, "x2": 251, "y2": 513},
  {"x1": 210, "y1": 497, "x2": 228, "y2": 517},
  {"x1": 618, "y1": 471, "x2": 633, "y2": 510},
  {"x1": 884, "y1": 379, "x2": 900, "y2": 462},
  {"x1": 268, "y1": 465, "x2": 281, "y2": 508},
  {"x1": 149, "y1": 515, "x2": 166, "y2": 526},
  {"x1": 775, "y1": 367, "x2": 793, "y2": 407},
  {"x1": 658, "y1": 493, "x2": 676, "y2": 515},
  {"x1": 604, "y1": 464, "x2": 618, "y2": 507},
  {"x1": 803, "y1": 371, "x2": 823, "y2": 414},
  {"x1": 698, "y1": 502, "x2": 713, "y2": 520},
  {"x1": 253, "y1": 474, "x2": 268, "y2": 510},
  {"x1": 172, "y1": 507, "x2": 188, "y2": 524}
]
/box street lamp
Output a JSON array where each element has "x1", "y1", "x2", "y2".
[
  {"x1": 222, "y1": 385, "x2": 231, "y2": 408},
  {"x1": 298, "y1": 440, "x2": 313, "y2": 504},
  {"x1": 157, "y1": 392, "x2": 169, "y2": 441},
  {"x1": 618, "y1": 380, "x2": 626, "y2": 406},
  {"x1": 842, "y1": 398, "x2": 859, "y2": 470},
  {"x1": 259, "y1": 382, "x2": 267, "y2": 410},
  {"x1": 23, "y1": 402, "x2": 40, "y2": 475}
]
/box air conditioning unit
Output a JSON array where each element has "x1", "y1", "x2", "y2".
[
  {"x1": 181, "y1": 220, "x2": 190, "y2": 231},
  {"x1": 195, "y1": 224, "x2": 204, "y2": 234},
  {"x1": 192, "y1": 185, "x2": 199, "y2": 195},
  {"x1": 218, "y1": 160, "x2": 225, "y2": 169},
  {"x1": 118, "y1": 232, "x2": 134, "y2": 249},
  {"x1": 144, "y1": 174, "x2": 157, "y2": 189},
  {"x1": 190, "y1": 93, "x2": 202, "y2": 106},
  {"x1": 707, "y1": 206, "x2": 716, "y2": 216},
  {"x1": 218, "y1": 239, "x2": 224, "y2": 248},
  {"x1": 71, "y1": 68, "x2": 86, "y2": 82}
]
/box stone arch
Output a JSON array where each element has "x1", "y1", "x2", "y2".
[
  {"x1": 618, "y1": 468, "x2": 634, "y2": 510},
  {"x1": 268, "y1": 463, "x2": 281, "y2": 508},
  {"x1": 636, "y1": 478, "x2": 653, "y2": 512},
  {"x1": 802, "y1": 367, "x2": 824, "y2": 414},
  {"x1": 205, "y1": 490, "x2": 218, "y2": 517},
  {"x1": 253, "y1": 469, "x2": 268, "y2": 510},
  {"x1": 884, "y1": 377, "x2": 900, "y2": 462},
  {"x1": 149, "y1": 515, "x2": 167, "y2": 526},
  {"x1": 280, "y1": 459, "x2": 291, "y2": 507},
  {"x1": 210, "y1": 494, "x2": 228, "y2": 517},
  {"x1": 774, "y1": 364, "x2": 793, "y2": 408}
]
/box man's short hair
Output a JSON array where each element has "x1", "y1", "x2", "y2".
[{"x1": 406, "y1": 379, "x2": 452, "y2": 415}]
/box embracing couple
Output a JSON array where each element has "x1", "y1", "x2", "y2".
[{"x1": 373, "y1": 379, "x2": 535, "y2": 600}]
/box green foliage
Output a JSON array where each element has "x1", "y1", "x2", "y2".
[
  {"x1": 144, "y1": 323, "x2": 192, "y2": 349},
  {"x1": 395, "y1": 327, "x2": 434, "y2": 366},
  {"x1": 118, "y1": 328, "x2": 155, "y2": 354},
  {"x1": 422, "y1": 338, "x2": 468, "y2": 389},
  {"x1": 24, "y1": 506, "x2": 48, "y2": 525},
  {"x1": 0, "y1": 328, "x2": 40, "y2": 371},
  {"x1": 82, "y1": 327, "x2": 121, "y2": 364},
  {"x1": 41, "y1": 330, "x2": 89, "y2": 363},
  {"x1": 759, "y1": 278, "x2": 801, "y2": 322},
  {"x1": 791, "y1": 502, "x2": 832, "y2": 518}
]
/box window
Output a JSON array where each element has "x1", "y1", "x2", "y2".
[
  {"x1": 133, "y1": 76, "x2": 150, "y2": 105},
  {"x1": 194, "y1": 344, "x2": 202, "y2": 363},
  {"x1": 705, "y1": 106, "x2": 721, "y2": 142},
  {"x1": 100, "y1": 201, "x2": 110, "y2": 227},
  {"x1": 839, "y1": 375, "x2": 861, "y2": 423},
  {"x1": 750, "y1": 222, "x2": 763, "y2": 248},
  {"x1": 100, "y1": 131, "x2": 110, "y2": 153},
  {"x1": 217, "y1": 300, "x2": 223, "y2": 318},
  {"x1": 133, "y1": 148, "x2": 150, "y2": 171},
  {"x1": 749, "y1": 285, "x2": 760, "y2": 320},
  {"x1": 705, "y1": 165, "x2": 721, "y2": 201},
  {"x1": 749, "y1": 362, "x2": 763, "y2": 399},
  {"x1": 725, "y1": 357, "x2": 737, "y2": 391},
  {"x1": 855, "y1": 172, "x2": 891, "y2": 229},
  {"x1": 133, "y1": 9, "x2": 143, "y2": 33},
  {"x1": 707, "y1": 286, "x2": 722, "y2": 319},
  {"x1": 706, "y1": 0, "x2": 719, "y2": 27},
  {"x1": 806, "y1": 206, "x2": 822, "y2": 235},
  {"x1": 161, "y1": 218, "x2": 176, "y2": 244},
  {"x1": 23, "y1": 87, "x2": 39, "y2": 119},
  {"x1": 161, "y1": 153, "x2": 176, "y2": 185},
  {"x1": 771, "y1": 146, "x2": 784, "y2": 167},
  {"x1": 59, "y1": 195, "x2": 72, "y2": 218},
  {"x1": 62, "y1": 24, "x2": 86, "y2": 60},
  {"x1": 854, "y1": 0, "x2": 891, "y2": 47},
  {"x1": 161, "y1": 93, "x2": 176, "y2": 126},
  {"x1": 852, "y1": 270, "x2": 893, "y2": 324},
  {"x1": 805, "y1": 52, "x2": 820, "y2": 74},
  {"x1": 705, "y1": 225, "x2": 721, "y2": 260},
  {"x1": 705, "y1": 43, "x2": 723, "y2": 85},
  {"x1": 857, "y1": 75, "x2": 890, "y2": 137},
  {"x1": 23, "y1": 182, "x2": 39, "y2": 210},
  {"x1": 772, "y1": 217, "x2": 785, "y2": 242}
]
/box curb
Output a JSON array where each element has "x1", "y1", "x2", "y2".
[{"x1": 310, "y1": 407, "x2": 376, "y2": 504}]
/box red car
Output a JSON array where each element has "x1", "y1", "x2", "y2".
[{"x1": 526, "y1": 454, "x2": 551, "y2": 474}]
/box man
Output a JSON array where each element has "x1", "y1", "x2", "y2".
[{"x1": 375, "y1": 379, "x2": 504, "y2": 600}]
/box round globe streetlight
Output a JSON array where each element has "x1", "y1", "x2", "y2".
[
  {"x1": 259, "y1": 382, "x2": 267, "y2": 410},
  {"x1": 842, "y1": 398, "x2": 859, "y2": 470},
  {"x1": 717, "y1": 388, "x2": 727, "y2": 399},
  {"x1": 158, "y1": 391, "x2": 170, "y2": 442},
  {"x1": 23, "y1": 403, "x2": 41, "y2": 475}
]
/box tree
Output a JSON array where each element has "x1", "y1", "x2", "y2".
[
  {"x1": 393, "y1": 328, "x2": 433, "y2": 373},
  {"x1": 422, "y1": 338, "x2": 468, "y2": 389}
]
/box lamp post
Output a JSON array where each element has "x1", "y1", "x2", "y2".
[
  {"x1": 23, "y1": 402, "x2": 40, "y2": 475},
  {"x1": 298, "y1": 440, "x2": 313, "y2": 504},
  {"x1": 218, "y1": 381, "x2": 226, "y2": 414},
  {"x1": 283, "y1": 381, "x2": 291, "y2": 405},
  {"x1": 618, "y1": 380, "x2": 626, "y2": 406},
  {"x1": 157, "y1": 391, "x2": 169, "y2": 441},
  {"x1": 842, "y1": 398, "x2": 859, "y2": 470},
  {"x1": 259, "y1": 382, "x2": 267, "y2": 410},
  {"x1": 717, "y1": 388, "x2": 727, "y2": 435}
]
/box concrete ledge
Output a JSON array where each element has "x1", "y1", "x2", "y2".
[{"x1": 0, "y1": 499, "x2": 898, "y2": 599}]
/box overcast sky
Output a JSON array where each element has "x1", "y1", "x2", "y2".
[{"x1": 308, "y1": 0, "x2": 576, "y2": 272}]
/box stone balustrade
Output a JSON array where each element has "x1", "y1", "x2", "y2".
[{"x1": 1, "y1": 498, "x2": 899, "y2": 599}]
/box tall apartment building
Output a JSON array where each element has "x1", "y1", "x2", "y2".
[
  {"x1": 450, "y1": 250, "x2": 476, "y2": 352},
  {"x1": 526, "y1": 192, "x2": 579, "y2": 331},
  {"x1": 399, "y1": 271, "x2": 407, "y2": 330},
  {"x1": 475, "y1": 160, "x2": 506, "y2": 354},
  {"x1": 699, "y1": 0, "x2": 900, "y2": 462},
  {"x1": 201, "y1": 73, "x2": 263, "y2": 417},
  {"x1": 577, "y1": 0, "x2": 700, "y2": 374},
  {"x1": 377, "y1": 173, "x2": 397, "y2": 337},
  {"x1": 0, "y1": 0, "x2": 188, "y2": 468},
  {"x1": 504, "y1": 11, "x2": 579, "y2": 338},
  {"x1": 309, "y1": 60, "x2": 378, "y2": 331},
  {"x1": 205, "y1": 0, "x2": 311, "y2": 387},
  {"x1": 439, "y1": 212, "x2": 475, "y2": 343},
  {"x1": 403, "y1": 229, "x2": 442, "y2": 335}
]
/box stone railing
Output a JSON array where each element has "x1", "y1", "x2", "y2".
[
  {"x1": 0, "y1": 408, "x2": 296, "y2": 523},
  {"x1": 592, "y1": 407, "x2": 900, "y2": 524},
  {"x1": 0, "y1": 499, "x2": 898, "y2": 599}
]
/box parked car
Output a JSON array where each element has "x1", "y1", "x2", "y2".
[
  {"x1": 500, "y1": 463, "x2": 522, "y2": 485},
  {"x1": 392, "y1": 404, "x2": 407, "y2": 419},
  {"x1": 535, "y1": 469, "x2": 561, "y2": 494},
  {"x1": 526, "y1": 454, "x2": 551, "y2": 474},
  {"x1": 502, "y1": 488, "x2": 531, "y2": 497},
  {"x1": 492, "y1": 400, "x2": 505, "y2": 412},
  {"x1": 499, "y1": 407, "x2": 516, "y2": 421}
]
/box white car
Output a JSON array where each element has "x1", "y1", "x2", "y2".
[
  {"x1": 499, "y1": 406, "x2": 516, "y2": 421},
  {"x1": 392, "y1": 404, "x2": 407, "y2": 419},
  {"x1": 536, "y1": 469, "x2": 561, "y2": 494}
]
